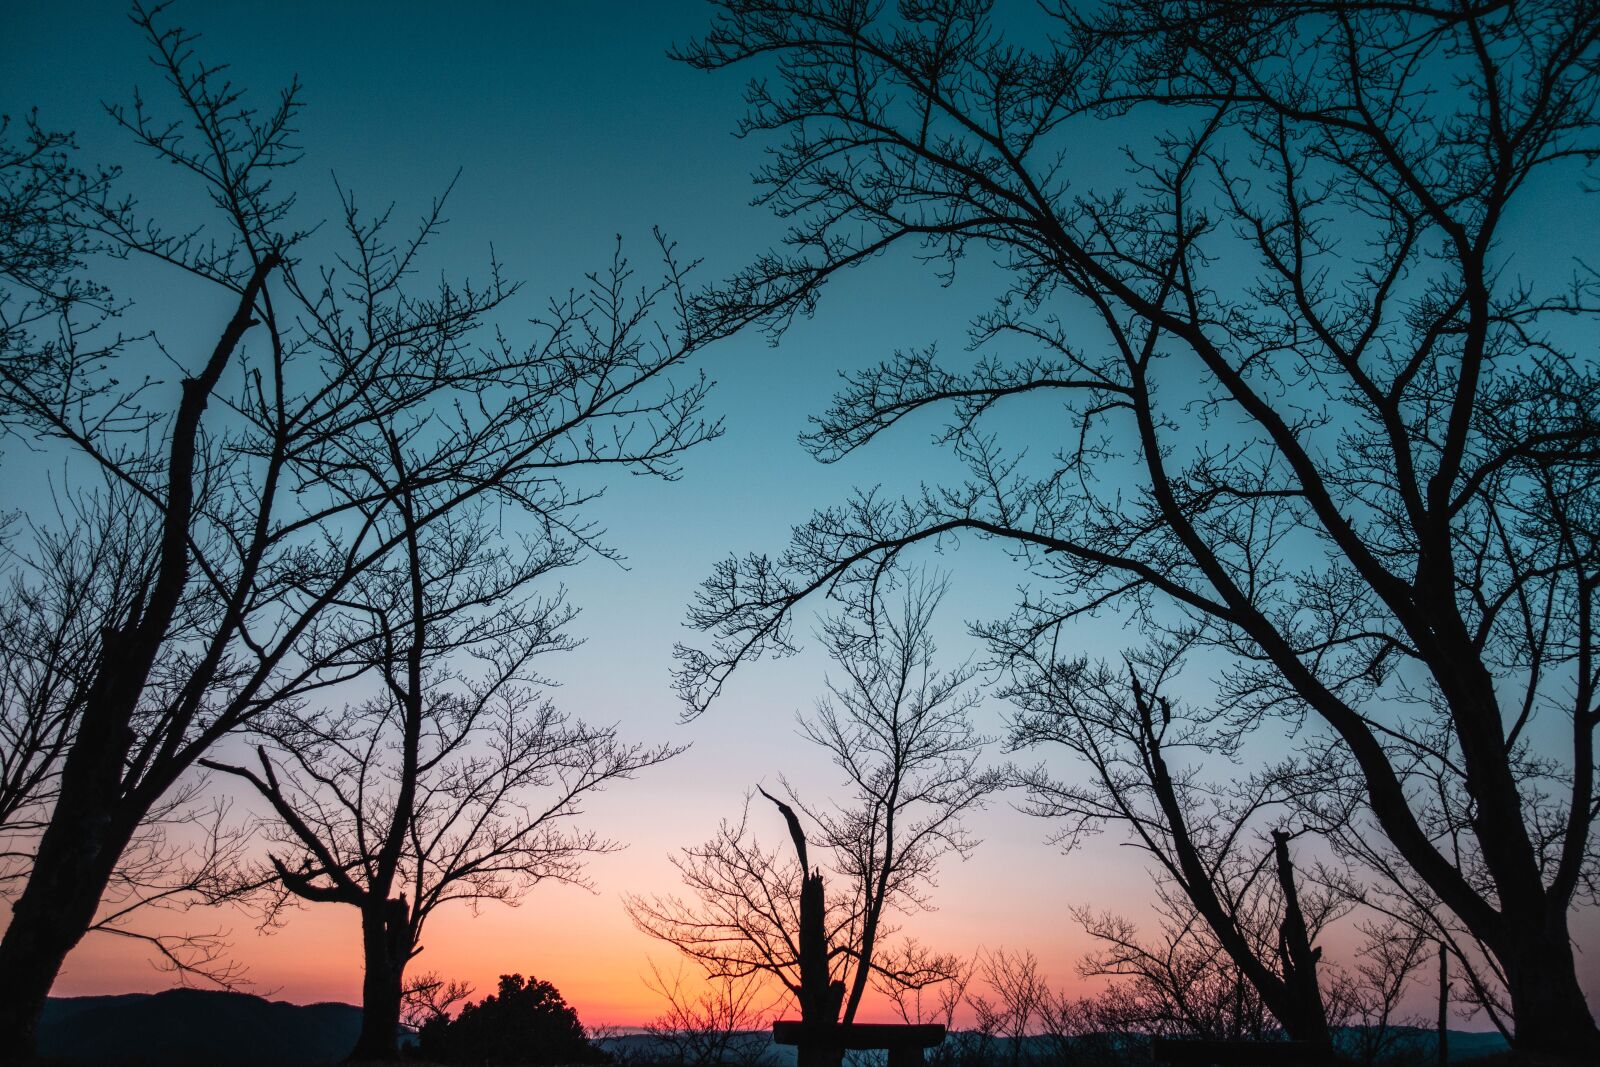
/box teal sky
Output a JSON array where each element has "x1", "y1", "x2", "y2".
[
  {"x1": 5, "y1": 0, "x2": 1097, "y2": 1019},
  {"x1": 7, "y1": 0, "x2": 1597, "y2": 1027}
]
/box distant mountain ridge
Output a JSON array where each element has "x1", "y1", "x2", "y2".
[
  {"x1": 39, "y1": 989, "x2": 1512, "y2": 1066},
  {"x1": 40, "y1": 989, "x2": 363, "y2": 1066}
]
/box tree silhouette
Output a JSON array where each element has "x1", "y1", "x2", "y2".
[
  {"x1": 0, "y1": 3, "x2": 738, "y2": 1055},
  {"x1": 401, "y1": 971, "x2": 475, "y2": 1035},
  {"x1": 0, "y1": 108, "x2": 116, "y2": 434},
  {"x1": 636, "y1": 578, "x2": 997, "y2": 1065},
  {"x1": 641, "y1": 962, "x2": 777, "y2": 1067},
  {"x1": 417, "y1": 973, "x2": 607, "y2": 1067},
  {"x1": 0, "y1": 484, "x2": 258, "y2": 987},
  {"x1": 1006, "y1": 643, "x2": 1336, "y2": 1047},
  {"x1": 672, "y1": 1, "x2": 1600, "y2": 1055},
  {"x1": 205, "y1": 492, "x2": 679, "y2": 1061}
]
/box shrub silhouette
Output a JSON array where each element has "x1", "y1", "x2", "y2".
[{"x1": 417, "y1": 974, "x2": 609, "y2": 1065}]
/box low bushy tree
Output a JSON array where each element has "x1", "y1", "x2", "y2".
[{"x1": 417, "y1": 973, "x2": 608, "y2": 1066}]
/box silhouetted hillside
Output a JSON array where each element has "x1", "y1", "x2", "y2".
[
  {"x1": 39, "y1": 989, "x2": 363, "y2": 1066},
  {"x1": 36, "y1": 994, "x2": 1515, "y2": 1067},
  {"x1": 1336, "y1": 1026, "x2": 1510, "y2": 1062}
]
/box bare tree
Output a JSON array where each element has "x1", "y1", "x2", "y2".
[
  {"x1": 0, "y1": 488, "x2": 146, "y2": 846},
  {"x1": 962, "y1": 949, "x2": 1125, "y2": 1067},
  {"x1": 0, "y1": 112, "x2": 75, "y2": 295},
  {"x1": 633, "y1": 578, "x2": 997, "y2": 1061},
  {"x1": 0, "y1": 463, "x2": 258, "y2": 989},
  {"x1": 1076, "y1": 890, "x2": 1274, "y2": 1045},
  {"x1": 0, "y1": 3, "x2": 738, "y2": 1055},
  {"x1": 75, "y1": 791, "x2": 255, "y2": 987},
  {"x1": 1005, "y1": 644, "x2": 1338, "y2": 1047},
  {"x1": 878, "y1": 949, "x2": 973, "y2": 1030},
  {"x1": 953, "y1": 948, "x2": 1144, "y2": 1067},
  {"x1": 966, "y1": 948, "x2": 1052, "y2": 1065},
  {"x1": 1081, "y1": 889, "x2": 1434, "y2": 1063},
  {"x1": 400, "y1": 971, "x2": 475, "y2": 1035},
  {"x1": 630, "y1": 804, "x2": 823, "y2": 1001},
  {"x1": 1019, "y1": 975, "x2": 1125, "y2": 1067},
  {"x1": 1323, "y1": 922, "x2": 1432, "y2": 1067},
  {"x1": 640, "y1": 962, "x2": 778, "y2": 1067},
  {"x1": 0, "y1": 109, "x2": 117, "y2": 432},
  {"x1": 936, "y1": 925, "x2": 1425, "y2": 1067},
  {"x1": 672, "y1": 1, "x2": 1600, "y2": 1055},
  {"x1": 204, "y1": 497, "x2": 679, "y2": 1060},
  {"x1": 804, "y1": 576, "x2": 1000, "y2": 1024}
]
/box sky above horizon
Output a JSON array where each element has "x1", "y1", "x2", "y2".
[{"x1": 6, "y1": 0, "x2": 1598, "y2": 1031}]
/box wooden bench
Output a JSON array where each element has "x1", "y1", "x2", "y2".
[
  {"x1": 1150, "y1": 1037, "x2": 1328, "y2": 1065},
  {"x1": 772, "y1": 1021, "x2": 947, "y2": 1067}
]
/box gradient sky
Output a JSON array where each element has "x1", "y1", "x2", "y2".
[{"x1": 6, "y1": 0, "x2": 1598, "y2": 1030}]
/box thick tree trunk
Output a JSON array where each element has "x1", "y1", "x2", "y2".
[
  {"x1": 796, "y1": 870, "x2": 844, "y2": 1067},
  {"x1": 0, "y1": 675, "x2": 140, "y2": 1062},
  {"x1": 0, "y1": 257, "x2": 279, "y2": 1063},
  {"x1": 1500, "y1": 912, "x2": 1600, "y2": 1060},
  {"x1": 1434, "y1": 660, "x2": 1600, "y2": 1059},
  {"x1": 347, "y1": 899, "x2": 411, "y2": 1062},
  {"x1": 0, "y1": 799, "x2": 133, "y2": 1062},
  {"x1": 1271, "y1": 833, "x2": 1331, "y2": 1054}
]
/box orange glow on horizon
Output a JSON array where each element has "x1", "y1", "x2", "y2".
[{"x1": 34, "y1": 841, "x2": 1118, "y2": 1028}]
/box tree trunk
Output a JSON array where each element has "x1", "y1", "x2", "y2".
[
  {"x1": 0, "y1": 675, "x2": 141, "y2": 1063},
  {"x1": 0, "y1": 802, "x2": 134, "y2": 1062},
  {"x1": 0, "y1": 258, "x2": 279, "y2": 1063},
  {"x1": 760, "y1": 789, "x2": 843, "y2": 1067},
  {"x1": 1271, "y1": 832, "x2": 1331, "y2": 1054},
  {"x1": 1438, "y1": 664, "x2": 1599, "y2": 1059},
  {"x1": 347, "y1": 898, "x2": 411, "y2": 1062},
  {"x1": 796, "y1": 870, "x2": 844, "y2": 1067},
  {"x1": 1500, "y1": 913, "x2": 1599, "y2": 1060}
]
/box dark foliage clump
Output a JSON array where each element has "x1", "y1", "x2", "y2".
[{"x1": 418, "y1": 974, "x2": 610, "y2": 1066}]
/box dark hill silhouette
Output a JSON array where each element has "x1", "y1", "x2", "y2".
[
  {"x1": 34, "y1": 991, "x2": 1513, "y2": 1067},
  {"x1": 39, "y1": 989, "x2": 363, "y2": 1065}
]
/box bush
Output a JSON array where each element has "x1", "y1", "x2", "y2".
[{"x1": 417, "y1": 974, "x2": 610, "y2": 1066}]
